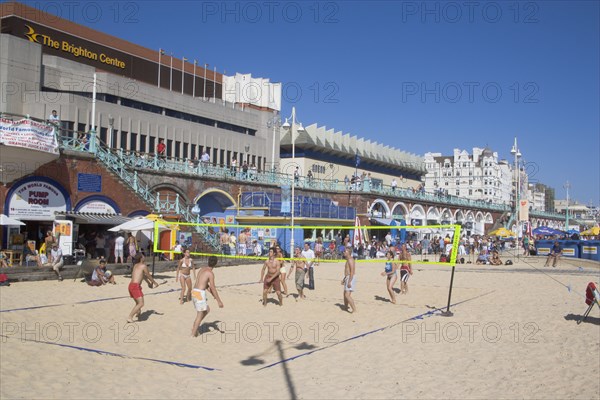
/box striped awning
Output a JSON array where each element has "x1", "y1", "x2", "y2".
[{"x1": 54, "y1": 212, "x2": 131, "y2": 225}]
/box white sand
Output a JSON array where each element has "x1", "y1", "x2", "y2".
[{"x1": 1, "y1": 256, "x2": 599, "y2": 399}]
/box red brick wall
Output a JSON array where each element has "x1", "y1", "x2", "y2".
[{"x1": 1, "y1": 154, "x2": 150, "y2": 215}]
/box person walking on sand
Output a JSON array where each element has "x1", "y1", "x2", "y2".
[
  {"x1": 288, "y1": 247, "x2": 307, "y2": 300},
  {"x1": 176, "y1": 249, "x2": 196, "y2": 304},
  {"x1": 127, "y1": 254, "x2": 159, "y2": 323},
  {"x1": 381, "y1": 250, "x2": 398, "y2": 304},
  {"x1": 260, "y1": 248, "x2": 283, "y2": 306},
  {"x1": 191, "y1": 256, "x2": 224, "y2": 337},
  {"x1": 398, "y1": 243, "x2": 413, "y2": 294},
  {"x1": 342, "y1": 247, "x2": 357, "y2": 313}
]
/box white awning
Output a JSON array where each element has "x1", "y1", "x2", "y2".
[{"x1": 54, "y1": 212, "x2": 131, "y2": 225}]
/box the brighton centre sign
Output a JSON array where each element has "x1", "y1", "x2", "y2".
[{"x1": 24, "y1": 24, "x2": 126, "y2": 69}]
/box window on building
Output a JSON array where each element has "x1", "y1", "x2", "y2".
[
  {"x1": 175, "y1": 141, "x2": 181, "y2": 159},
  {"x1": 99, "y1": 127, "x2": 107, "y2": 145},
  {"x1": 140, "y1": 135, "x2": 147, "y2": 153},
  {"x1": 220, "y1": 149, "x2": 225, "y2": 167},
  {"x1": 167, "y1": 139, "x2": 173, "y2": 157},
  {"x1": 469, "y1": 189, "x2": 473, "y2": 195},
  {"x1": 130, "y1": 132, "x2": 137, "y2": 152},
  {"x1": 120, "y1": 131, "x2": 128, "y2": 150},
  {"x1": 149, "y1": 136, "x2": 156, "y2": 154},
  {"x1": 212, "y1": 148, "x2": 218, "y2": 166},
  {"x1": 456, "y1": 190, "x2": 460, "y2": 196},
  {"x1": 183, "y1": 143, "x2": 189, "y2": 159},
  {"x1": 191, "y1": 144, "x2": 197, "y2": 160}
]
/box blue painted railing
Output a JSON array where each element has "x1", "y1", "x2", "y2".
[{"x1": 0, "y1": 113, "x2": 569, "y2": 222}]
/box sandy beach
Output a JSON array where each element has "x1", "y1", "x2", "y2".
[{"x1": 1, "y1": 255, "x2": 599, "y2": 399}]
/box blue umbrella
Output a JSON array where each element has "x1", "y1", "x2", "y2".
[{"x1": 532, "y1": 226, "x2": 564, "y2": 236}]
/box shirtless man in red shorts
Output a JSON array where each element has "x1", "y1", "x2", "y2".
[
  {"x1": 127, "y1": 253, "x2": 159, "y2": 323},
  {"x1": 260, "y1": 247, "x2": 283, "y2": 306}
]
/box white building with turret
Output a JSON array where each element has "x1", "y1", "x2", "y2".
[{"x1": 423, "y1": 147, "x2": 513, "y2": 205}]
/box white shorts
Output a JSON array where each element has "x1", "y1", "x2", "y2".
[
  {"x1": 191, "y1": 289, "x2": 208, "y2": 312},
  {"x1": 343, "y1": 275, "x2": 356, "y2": 292}
]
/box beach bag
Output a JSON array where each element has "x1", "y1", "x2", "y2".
[
  {"x1": 505, "y1": 260, "x2": 513, "y2": 265},
  {"x1": 0, "y1": 273, "x2": 9, "y2": 286}
]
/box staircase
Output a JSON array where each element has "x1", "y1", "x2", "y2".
[{"x1": 60, "y1": 135, "x2": 221, "y2": 251}]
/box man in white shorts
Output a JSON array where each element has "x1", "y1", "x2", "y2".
[
  {"x1": 301, "y1": 242, "x2": 316, "y2": 290},
  {"x1": 191, "y1": 256, "x2": 224, "y2": 337}
]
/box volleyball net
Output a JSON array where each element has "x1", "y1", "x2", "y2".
[{"x1": 151, "y1": 222, "x2": 462, "y2": 266}]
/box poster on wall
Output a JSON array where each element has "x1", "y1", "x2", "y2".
[
  {"x1": 53, "y1": 220, "x2": 73, "y2": 256},
  {"x1": 178, "y1": 232, "x2": 193, "y2": 248},
  {"x1": 8, "y1": 179, "x2": 68, "y2": 220}
]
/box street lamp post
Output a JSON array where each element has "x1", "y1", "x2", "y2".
[
  {"x1": 267, "y1": 115, "x2": 281, "y2": 174},
  {"x1": 564, "y1": 181, "x2": 571, "y2": 230},
  {"x1": 108, "y1": 115, "x2": 114, "y2": 149},
  {"x1": 510, "y1": 137, "x2": 522, "y2": 236},
  {"x1": 282, "y1": 107, "x2": 305, "y2": 257}
]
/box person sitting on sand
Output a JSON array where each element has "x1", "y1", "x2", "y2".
[
  {"x1": 23, "y1": 246, "x2": 42, "y2": 267},
  {"x1": 0, "y1": 251, "x2": 8, "y2": 268},
  {"x1": 88, "y1": 259, "x2": 116, "y2": 286},
  {"x1": 127, "y1": 253, "x2": 159, "y2": 323},
  {"x1": 476, "y1": 249, "x2": 490, "y2": 265},
  {"x1": 490, "y1": 250, "x2": 503, "y2": 266},
  {"x1": 191, "y1": 256, "x2": 224, "y2": 337},
  {"x1": 544, "y1": 241, "x2": 562, "y2": 268}
]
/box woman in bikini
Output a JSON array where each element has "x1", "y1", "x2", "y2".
[
  {"x1": 398, "y1": 243, "x2": 413, "y2": 294},
  {"x1": 314, "y1": 237, "x2": 323, "y2": 265},
  {"x1": 380, "y1": 250, "x2": 398, "y2": 303},
  {"x1": 126, "y1": 233, "x2": 137, "y2": 262},
  {"x1": 276, "y1": 246, "x2": 289, "y2": 296},
  {"x1": 176, "y1": 249, "x2": 196, "y2": 304}
]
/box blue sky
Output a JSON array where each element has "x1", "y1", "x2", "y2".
[{"x1": 20, "y1": 0, "x2": 600, "y2": 205}]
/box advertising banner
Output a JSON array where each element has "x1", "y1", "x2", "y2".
[{"x1": 0, "y1": 118, "x2": 58, "y2": 154}]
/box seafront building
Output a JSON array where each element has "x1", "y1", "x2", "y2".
[{"x1": 0, "y1": 2, "x2": 572, "y2": 259}]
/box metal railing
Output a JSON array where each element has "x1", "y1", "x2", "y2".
[{"x1": 1, "y1": 112, "x2": 536, "y2": 215}]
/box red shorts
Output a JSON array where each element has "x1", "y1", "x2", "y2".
[
  {"x1": 263, "y1": 275, "x2": 281, "y2": 292},
  {"x1": 128, "y1": 282, "x2": 143, "y2": 299}
]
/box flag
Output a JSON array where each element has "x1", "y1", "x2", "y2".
[{"x1": 355, "y1": 153, "x2": 361, "y2": 167}]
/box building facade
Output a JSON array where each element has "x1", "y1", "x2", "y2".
[
  {"x1": 1, "y1": 2, "x2": 281, "y2": 183},
  {"x1": 423, "y1": 147, "x2": 513, "y2": 205}
]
